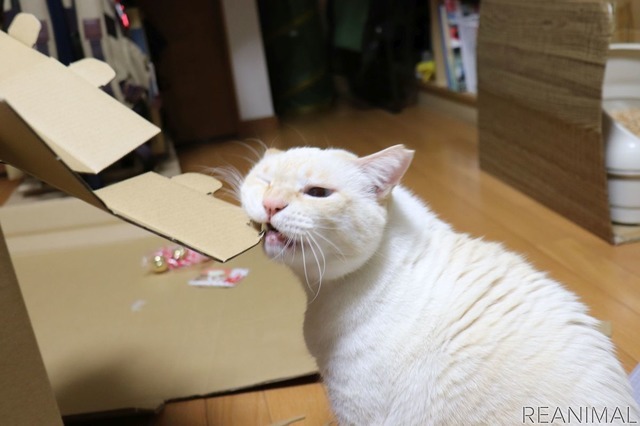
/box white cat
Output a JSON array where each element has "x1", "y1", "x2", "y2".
[{"x1": 240, "y1": 144, "x2": 639, "y2": 425}]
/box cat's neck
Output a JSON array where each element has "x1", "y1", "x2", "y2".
[
  {"x1": 302, "y1": 186, "x2": 452, "y2": 356},
  {"x1": 306, "y1": 186, "x2": 450, "y2": 300},
  {"x1": 357, "y1": 186, "x2": 449, "y2": 279}
]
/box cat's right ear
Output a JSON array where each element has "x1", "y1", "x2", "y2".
[{"x1": 357, "y1": 144, "x2": 414, "y2": 200}]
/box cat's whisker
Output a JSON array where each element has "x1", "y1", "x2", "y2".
[
  {"x1": 305, "y1": 234, "x2": 324, "y2": 283},
  {"x1": 309, "y1": 223, "x2": 342, "y2": 230},
  {"x1": 204, "y1": 164, "x2": 244, "y2": 202},
  {"x1": 284, "y1": 124, "x2": 311, "y2": 146},
  {"x1": 238, "y1": 138, "x2": 268, "y2": 159},
  {"x1": 218, "y1": 188, "x2": 241, "y2": 203},
  {"x1": 299, "y1": 235, "x2": 313, "y2": 294},
  {"x1": 290, "y1": 234, "x2": 297, "y2": 263},
  {"x1": 305, "y1": 234, "x2": 324, "y2": 305},
  {"x1": 267, "y1": 134, "x2": 280, "y2": 149},
  {"x1": 230, "y1": 139, "x2": 266, "y2": 163},
  {"x1": 274, "y1": 237, "x2": 291, "y2": 260},
  {"x1": 231, "y1": 154, "x2": 260, "y2": 167},
  {"x1": 311, "y1": 230, "x2": 346, "y2": 260},
  {"x1": 306, "y1": 231, "x2": 327, "y2": 279}
]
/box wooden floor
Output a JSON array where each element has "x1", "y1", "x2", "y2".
[{"x1": 3, "y1": 103, "x2": 640, "y2": 425}]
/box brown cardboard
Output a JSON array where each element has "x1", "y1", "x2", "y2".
[
  {"x1": 0, "y1": 222, "x2": 63, "y2": 425},
  {"x1": 0, "y1": 13, "x2": 262, "y2": 262},
  {"x1": 0, "y1": 198, "x2": 316, "y2": 416},
  {"x1": 0, "y1": 12, "x2": 288, "y2": 420},
  {"x1": 476, "y1": 0, "x2": 640, "y2": 244}
]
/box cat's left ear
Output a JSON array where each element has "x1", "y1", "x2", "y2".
[
  {"x1": 357, "y1": 144, "x2": 415, "y2": 199},
  {"x1": 263, "y1": 148, "x2": 282, "y2": 157}
]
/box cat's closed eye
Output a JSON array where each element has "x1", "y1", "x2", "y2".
[
  {"x1": 305, "y1": 187, "x2": 333, "y2": 198},
  {"x1": 256, "y1": 175, "x2": 271, "y2": 185}
]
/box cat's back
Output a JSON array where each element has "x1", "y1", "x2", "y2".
[
  {"x1": 401, "y1": 233, "x2": 639, "y2": 424},
  {"x1": 306, "y1": 189, "x2": 638, "y2": 424}
]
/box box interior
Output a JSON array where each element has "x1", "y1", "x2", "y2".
[{"x1": 0, "y1": 198, "x2": 316, "y2": 416}]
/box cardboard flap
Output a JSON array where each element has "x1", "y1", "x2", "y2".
[
  {"x1": 0, "y1": 101, "x2": 106, "y2": 210},
  {"x1": 170, "y1": 172, "x2": 224, "y2": 194},
  {"x1": 0, "y1": 223, "x2": 63, "y2": 425},
  {"x1": 7, "y1": 13, "x2": 40, "y2": 47},
  {"x1": 0, "y1": 28, "x2": 159, "y2": 174},
  {"x1": 68, "y1": 58, "x2": 116, "y2": 88},
  {"x1": 1, "y1": 200, "x2": 313, "y2": 415},
  {"x1": 95, "y1": 172, "x2": 261, "y2": 262},
  {"x1": 0, "y1": 27, "x2": 43, "y2": 82}
]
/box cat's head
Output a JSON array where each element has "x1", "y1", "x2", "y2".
[{"x1": 241, "y1": 144, "x2": 414, "y2": 283}]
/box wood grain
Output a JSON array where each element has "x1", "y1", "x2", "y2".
[
  {"x1": 264, "y1": 383, "x2": 335, "y2": 426},
  {"x1": 155, "y1": 399, "x2": 208, "y2": 426},
  {"x1": 206, "y1": 391, "x2": 271, "y2": 426},
  {"x1": 477, "y1": 0, "x2": 616, "y2": 243}
]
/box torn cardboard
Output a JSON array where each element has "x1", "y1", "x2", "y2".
[{"x1": 0, "y1": 13, "x2": 262, "y2": 262}]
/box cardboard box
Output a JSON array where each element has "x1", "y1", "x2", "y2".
[
  {"x1": 0, "y1": 198, "x2": 315, "y2": 417},
  {"x1": 477, "y1": 0, "x2": 640, "y2": 244},
  {"x1": 0, "y1": 13, "x2": 314, "y2": 421},
  {"x1": 0, "y1": 13, "x2": 261, "y2": 262}
]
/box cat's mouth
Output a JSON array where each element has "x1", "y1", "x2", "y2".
[
  {"x1": 264, "y1": 222, "x2": 286, "y2": 241},
  {"x1": 253, "y1": 221, "x2": 282, "y2": 237},
  {"x1": 262, "y1": 222, "x2": 297, "y2": 248}
]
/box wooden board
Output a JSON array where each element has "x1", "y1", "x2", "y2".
[{"x1": 477, "y1": 0, "x2": 617, "y2": 242}]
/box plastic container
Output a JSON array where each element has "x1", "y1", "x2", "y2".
[{"x1": 603, "y1": 44, "x2": 640, "y2": 224}]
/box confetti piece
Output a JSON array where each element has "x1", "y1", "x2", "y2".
[{"x1": 189, "y1": 267, "x2": 249, "y2": 288}]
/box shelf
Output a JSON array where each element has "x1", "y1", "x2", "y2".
[{"x1": 419, "y1": 82, "x2": 477, "y2": 107}]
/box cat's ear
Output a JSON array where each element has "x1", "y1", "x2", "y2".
[
  {"x1": 357, "y1": 144, "x2": 414, "y2": 199},
  {"x1": 263, "y1": 148, "x2": 282, "y2": 157}
]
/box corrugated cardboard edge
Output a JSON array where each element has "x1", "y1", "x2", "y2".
[
  {"x1": 0, "y1": 223, "x2": 62, "y2": 425},
  {"x1": 477, "y1": 0, "x2": 634, "y2": 244},
  {"x1": 0, "y1": 100, "x2": 107, "y2": 210},
  {"x1": 95, "y1": 172, "x2": 261, "y2": 262}
]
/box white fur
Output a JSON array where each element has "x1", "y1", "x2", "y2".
[{"x1": 240, "y1": 145, "x2": 639, "y2": 425}]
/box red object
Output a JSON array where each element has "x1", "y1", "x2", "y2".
[{"x1": 115, "y1": 1, "x2": 130, "y2": 29}]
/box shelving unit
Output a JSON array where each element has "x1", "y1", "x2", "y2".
[
  {"x1": 419, "y1": 0, "x2": 479, "y2": 122},
  {"x1": 426, "y1": 0, "x2": 480, "y2": 95}
]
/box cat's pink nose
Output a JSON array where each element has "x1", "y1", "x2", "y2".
[{"x1": 263, "y1": 197, "x2": 288, "y2": 220}]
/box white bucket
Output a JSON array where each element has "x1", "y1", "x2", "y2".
[{"x1": 603, "y1": 44, "x2": 640, "y2": 224}]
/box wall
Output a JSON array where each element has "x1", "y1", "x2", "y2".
[{"x1": 221, "y1": 0, "x2": 275, "y2": 122}]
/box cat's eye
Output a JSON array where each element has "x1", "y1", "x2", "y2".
[
  {"x1": 256, "y1": 175, "x2": 271, "y2": 185},
  {"x1": 305, "y1": 187, "x2": 333, "y2": 198}
]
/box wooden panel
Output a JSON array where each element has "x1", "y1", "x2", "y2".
[
  {"x1": 138, "y1": 0, "x2": 239, "y2": 143},
  {"x1": 264, "y1": 383, "x2": 335, "y2": 426},
  {"x1": 155, "y1": 399, "x2": 207, "y2": 426},
  {"x1": 206, "y1": 391, "x2": 271, "y2": 426},
  {"x1": 612, "y1": 0, "x2": 640, "y2": 42},
  {"x1": 479, "y1": 91, "x2": 612, "y2": 240},
  {"x1": 478, "y1": 0, "x2": 611, "y2": 129},
  {"x1": 477, "y1": 0, "x2": 615, "y2": 242}
]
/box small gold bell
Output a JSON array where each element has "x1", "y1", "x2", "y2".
[
  {"x1": 151, "y1": 254, "x2": 168, "y2": 273},
  {"x1": 171, "y1": 246, "x2": 187, "y2": 261}
]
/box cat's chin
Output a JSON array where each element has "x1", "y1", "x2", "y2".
[{"x1": 263, "y1": 229, "x2": 298, "y2": 259}]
